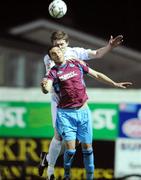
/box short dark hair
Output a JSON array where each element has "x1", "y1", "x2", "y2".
[{"x1": 51, "y1": 31, "x2": 69, "y2": 43}]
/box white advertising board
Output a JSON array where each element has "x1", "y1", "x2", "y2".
[{"x1": 115, "y1": 138, "x2": 141, "y2": 178}]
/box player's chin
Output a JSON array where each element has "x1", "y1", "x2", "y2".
[{"x1": 56, "y1": 60, "x2": 63, "y2": 64}]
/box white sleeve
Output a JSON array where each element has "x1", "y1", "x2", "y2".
[
  {"x1": 73, "y1": 47, "x2": 96, "y2": 61},
  {"x1": 43, "y1": 55, "x2": 54, "y2": 75}
]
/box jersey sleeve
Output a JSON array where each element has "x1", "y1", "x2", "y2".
[
  {"x1": 45, "y1": 67, "x2": 57, "y2": 82},
  {"x1": 45, "y1": 70, "x2": 54, "y2": 81},
  {"x1": 43, "y1": 55, "x2": 54, "y2": 75},
  {"x1": 73, "y1": 47, "x2": 96, "y2": 61}
]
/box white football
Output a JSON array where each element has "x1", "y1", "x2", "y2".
[{"x1": 48, "y1": 0, "x2": 67, "y2": 18}]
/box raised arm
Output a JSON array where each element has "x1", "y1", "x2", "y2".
[
  {"x1": 41, "y1": 78, "x2": 53, "y2": 94},
  {"x1": 88, "y1": 67, "x2": 132, "y2": 88},
  {"x1": 88, "y1": 35, "x2": 123, "y2": 59}
]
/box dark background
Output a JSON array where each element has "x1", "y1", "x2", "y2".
[{"x1": 0, "y1": 0, "x2": 141, "y2": 51}]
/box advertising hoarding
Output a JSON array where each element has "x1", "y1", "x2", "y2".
[
  {"x1": 119, "y1": 104, "x2": 141, "y2": 138},
  {"x1": 0, "y1": 102, "x2": 118, "y2": 140},
  {"x1": 0, "y1": 138, "x2": 115, "y2": 180},
  {"x1": 0, "y1": 102, "x2": 53, "y2": 138},
  {"x1": 115, "y1": 138, "x2": 141, "y2": 178},
  {"x1": 89, "y1": 103, "x2": 118, "y2": 140}
]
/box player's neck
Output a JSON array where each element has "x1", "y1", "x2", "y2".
[{"x1": 56, "y1": 60, "x2": 66, "y2": 66}]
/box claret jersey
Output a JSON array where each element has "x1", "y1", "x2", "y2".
[
  {"x1": 46, "y1": 60, "x2": 89, "y2": 108},
  {"x1": 43, "y1": 46, "x2": 94, "y2": 125}
]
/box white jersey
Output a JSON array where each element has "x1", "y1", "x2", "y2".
[
  {"x1": 43, "y1": 46, "x2": 95, "y2": 127},
  {"x1": 44, "y1": 47, "x2": 93, "y2": 74}
]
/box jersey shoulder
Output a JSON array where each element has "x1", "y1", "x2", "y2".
[
  {"x1": 44, "y1": 54, "x2": 51, "y2": 64},
  {"x1": 69, "y1": 46, "x2": 86, "y2": 51}
]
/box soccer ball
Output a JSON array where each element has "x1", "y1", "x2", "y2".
[{"x1": 48, "y1": 0, "x2": 67, "y2": 18}]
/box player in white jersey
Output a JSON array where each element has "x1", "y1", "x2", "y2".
[{"x1": 38, "y1": 31, "x2": 123, "y2": 180}]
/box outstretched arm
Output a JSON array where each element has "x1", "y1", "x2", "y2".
[
  {"x1": 88, "y1": 67, "x2": 132, "y2": 88},
  {"x1": 41, "y1": 78, "x2": 53, "y2": 94},
  {"x1": 88, "y1": 35, "x2": 123, "y2": 59}
]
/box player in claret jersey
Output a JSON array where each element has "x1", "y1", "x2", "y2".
[{"x1": 41, "y1": 46, "x2": 132, "y2": 180}]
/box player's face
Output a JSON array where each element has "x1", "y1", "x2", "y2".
[
  {"x1": 52, "y1": 39, "x2": 68, "y2": 51},
  {"x1": 49, "y1": 47, "x2": 65, "y2": 64}
]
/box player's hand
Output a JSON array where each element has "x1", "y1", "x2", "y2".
[
  {"x1": 114, "y1": 82, "x2": 132, "y2": 88},
  {"x1": 78, "y1": 59, "x2": 87, "y2": 66},
  {"x1": 67, "y1": 58, "x2": 75, "y2": 62},
  {"x1": 67, "y1": 59, "x2": 87, "y2": 66},
  {"x1": 109, "y1": 35, "x2": 123, "y2": 48},
  {"x1": 41, "y1": 78, "x2": 48, "y2": 93},
  {"x1": 41, "y1": 78, "x2": 47, "y2": 86}
]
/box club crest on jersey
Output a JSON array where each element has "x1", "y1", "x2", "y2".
[
  {"x1": 57, "y1": 70, "x2": 63, "y2": 75},
  {"x1": 69, "y1": 63, "x2": 75, "y2": 67},
  {"x1": 59, "y1": 71, "x2": 78, "y2": 81}
]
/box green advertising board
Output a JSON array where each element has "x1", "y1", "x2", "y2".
[
  {"x1": 0, "y1": 102, "x2": 118, "y2": 140},
  {"x1": 89, "y1": 103, "x2": 119, "y2": 140},
  {"x1": 0, "y1": 102, "x2": 54, "y2": 138}
]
